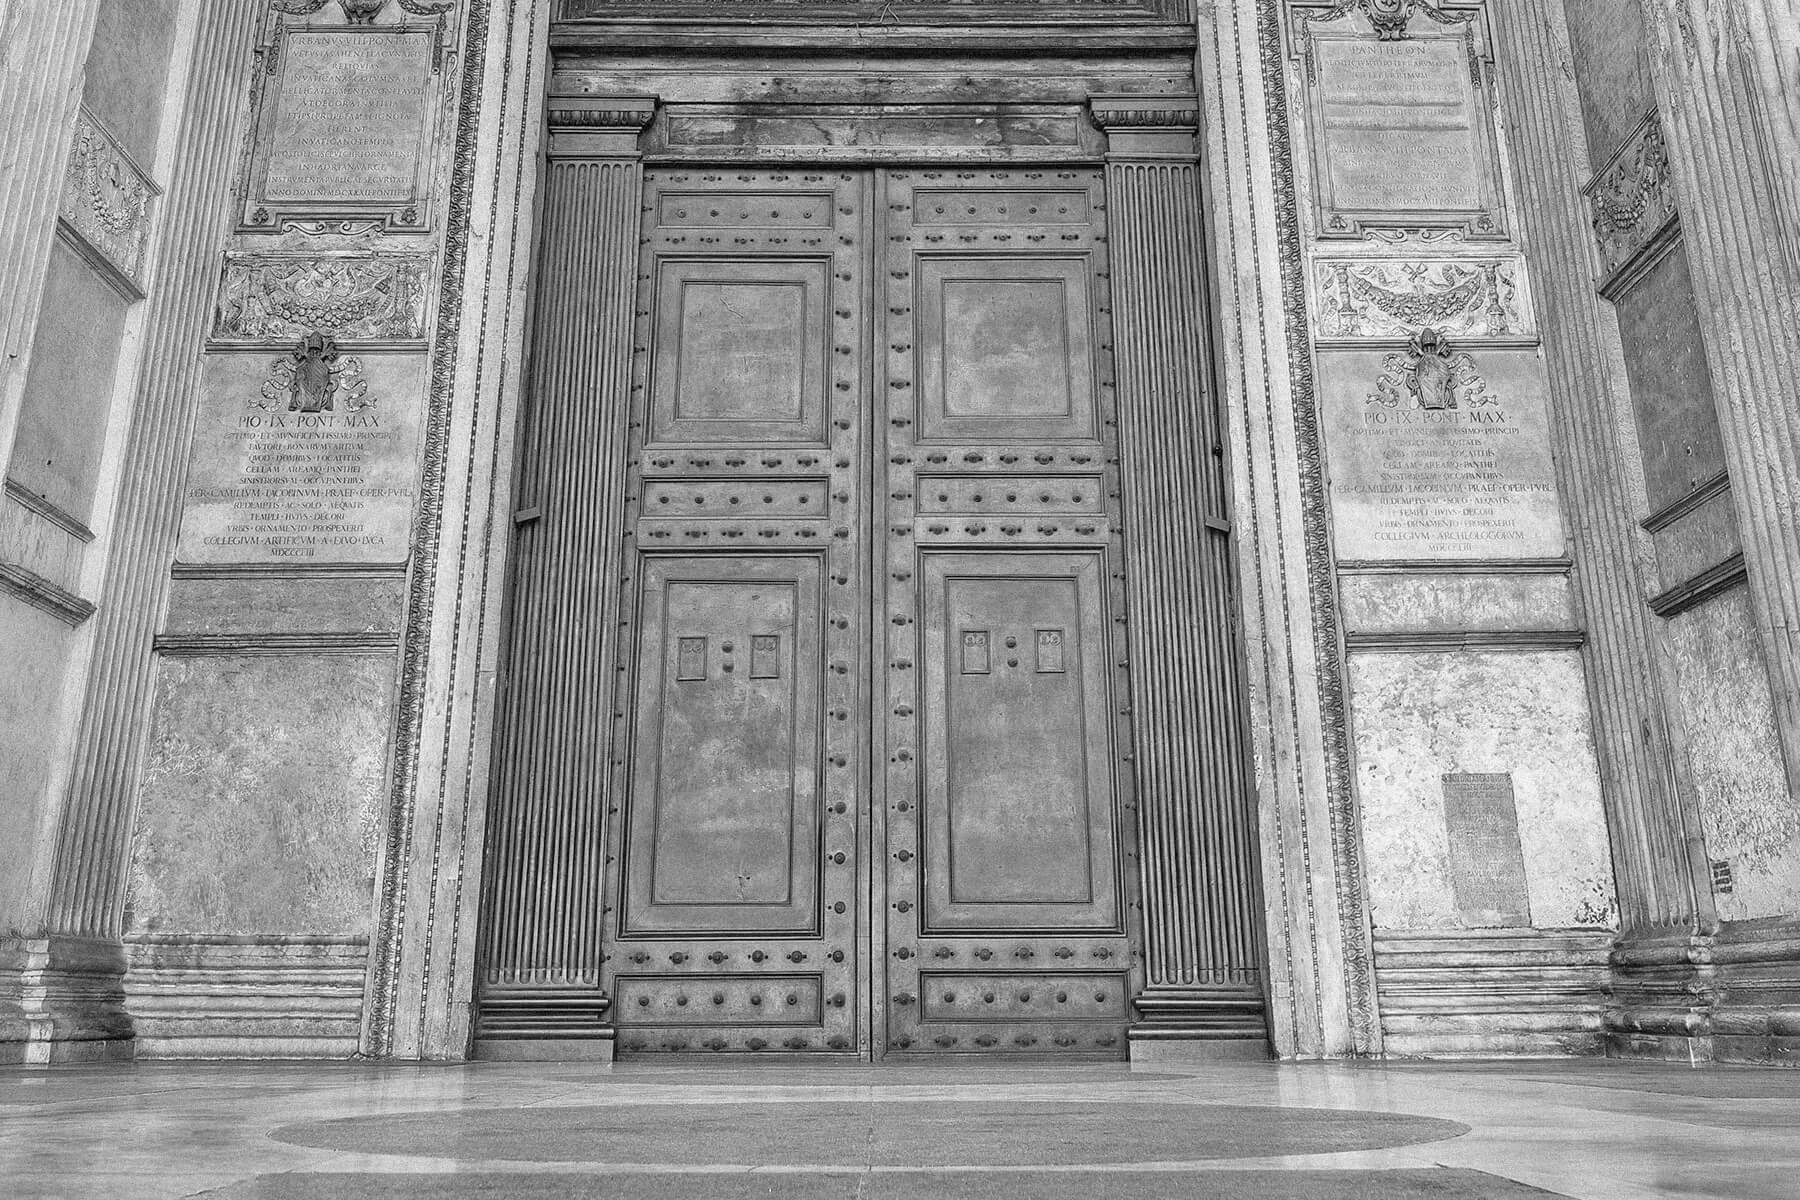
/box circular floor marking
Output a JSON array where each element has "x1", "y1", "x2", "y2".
[{"x1": 270, "y1": 1100, "x2": 1467, "y2": 1166}]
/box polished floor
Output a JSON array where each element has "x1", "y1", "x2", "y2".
[{"x1": 0, "y1": 1057, "x2": 1795, "y2": 1199}]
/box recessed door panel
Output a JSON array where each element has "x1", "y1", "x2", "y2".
[
  {"x1": 650, "y1": 257, "x2": 831, "y2": 446},
  {"x1": 917, "y1": 255, "x2": 1097, "y2": 441},
  {"x1": 623, "y1": 556, "x2": 820, "y2": 932},
  {"x1": 921, "y1": 553, "x2": 1119, "y2": 929}
]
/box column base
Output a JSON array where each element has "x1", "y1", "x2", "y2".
[
  {"x1": 1129, "y1": 983, "x2": 1270, "y2": 1061},
  {"x1": 472, "y1": 983, "x2": 613, "y2": 1061},
  {"x1": 1606, "y1": 924, "x2": 1800, "y2": 1067},
  {"x1": 0, "y1": 934, "x2": 133, "y2": 1064}
]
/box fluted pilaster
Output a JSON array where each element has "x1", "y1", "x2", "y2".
[
  {"x1": 1092, "y1": 98, "x2": 1268, "y2": 1050},
  {"x1": 1487, "y1": 2, "x2": 1697, "y2": 929},
  {"x1": 0, "y1": 0, "x2": 101, "y2": 469},
  {"x1": 1641, "y1": 0, "x2": 1800, "y2": 796},
  {"x1": 472, "y1": 93, "x2": 653, "y2": 1052},
  {"x1": 46, "y1": 1, "x2": 267, "y2": 937}
]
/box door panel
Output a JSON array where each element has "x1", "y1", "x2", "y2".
[
  {"x1": 650, "y1": 258, "x2": 831, "y2": 444},
  {"x1": 623, "y1": 556, "x2": 820, "y2": 932},
  {"x1": 917, "y1": 256, "x2": 1097, "y2": 439},
  {"x1": 877, "y1": 168, "x2": 1138, "y2": 1057},
  {"x1": 920, "y1": 552, "x2": 1119, "y2": 929},
  {"x1": 606, "y1": 170, "x2": 868, "y2": 1056}
]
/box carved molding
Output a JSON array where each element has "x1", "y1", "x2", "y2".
[
  {"x1": 1586, "y1": 109, "x2": 1678, "y2": 285},
  {"x1": 545, "y1": 93, "x2": 656, "y2": 159},
  {"x1": 1088, "y1": 97, "x2": 1200, "y2": 130},
  {"x1": 559, "y1": 0, "x2": 1170, "y2": 17},
  {"x1": 546, "y1": 97, "x2": 656, "y2": 129},
  {"x1": 365, "y1": 0, "x2": 491, "y2": 1060},
  {"x1": 211, "y1": 253, "x2": 432, "y2": 344},
  {"x1": 1257, "y1": 0, "x2": 1382, "y2": 1055},
  {"x1": 1314, "y1": 256, "x2": 1531, "y2": 340},
  {"x1": 58, "y1": 107, "x2": 159, "y2": 295}
]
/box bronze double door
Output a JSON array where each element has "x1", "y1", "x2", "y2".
[{"x1": 604, "y1": 165, "x2": 1139, "y2": 1058}]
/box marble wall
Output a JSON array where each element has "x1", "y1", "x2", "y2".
[
  {"x1": 1351, "y1": 651, "x2": 1615, "y2": 933},
  {"x1": 1665, "y1": 591, "x2": 1800, "y2": 924},
  {"x1": 128, "y1": 655, "x2": 390, "y2": 935},
  {"x1": 1283, "y1": 0, "x2": 1620, "y2": 1056}
]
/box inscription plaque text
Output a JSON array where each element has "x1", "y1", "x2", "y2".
[
  {"x1": 258, "y1": 29, "x2": 433, "y2": 211},
  {"x1": 178, "y1": 354, "x2": 425, "y2": 565}
]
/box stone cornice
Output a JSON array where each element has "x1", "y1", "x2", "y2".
[
  {"x1": 546, "y1": 94, "x2": 656, "y2": 131},
  {"x1": 1088, "y1": 95, "x2": 1199, "y2": 131}
]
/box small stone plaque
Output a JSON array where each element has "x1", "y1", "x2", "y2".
[
  {"x1": 177, "y1": 350, "x2": 425, "y2": 565},
  {"x1": 1442, "y1": 772, "x2": 1532, "y2": 927},
  {"x1": 1321, "y1": 345, "x2": 1565, "y2": 561},
  {"x1": 249, "y1": 26, "x2": 435, "y2": 224}
]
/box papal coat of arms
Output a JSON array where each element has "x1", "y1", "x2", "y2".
[
  {"x1": 254, "y1": 333, "x2": 374, "y2": 414},
  {"x1": 1367, "y1": 328, "x2": 1496, "y2": 411}
]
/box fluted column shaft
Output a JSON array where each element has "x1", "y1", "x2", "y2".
[
  {"x1": 1094, "y1": 100, "x2": 1268, "y2": 1046},
  {"x1": 1641, "y1": 0, "x2": 1800, "y2": 795},
  {"x1": 45, "y1": 0, "x2": 267, "y2": 937},
  {"x1": 473, "y1": 96, "x2": 651, "y2": 1027},
  {"x1": 1486, "y1": 2, "x2": 1697, "y2": 929},
  {"x1": 0, "y1": 0, "x2": 102, "y2": 471}
]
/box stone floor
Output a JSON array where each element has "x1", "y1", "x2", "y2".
[{"x1": 0, "y1": 1058, "x2": 1794, "y2": 1199}]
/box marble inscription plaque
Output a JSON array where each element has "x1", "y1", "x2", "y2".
[
  {"x1": 1316, "y1": 38, "x2": 1479, "y2": 213},
  {"x1": 1442, "y1": 772, "x2": 1531, "y2": 928},
  {"x1": 1321, "y1": 345, "x2": 1564, "y2": 561},
  {"x1": 260, "y1": 29, "x2": 433, "y2": 208},
  {"x1": 177, "y1": 351, "x2": 425, "y2": 565},
  {"x1": 1296, "y1": 17, "x2": 1503, "y2": 237}
]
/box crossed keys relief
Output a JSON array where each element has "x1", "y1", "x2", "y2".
[
  {"x1": 251, "y1": 333, "x2": 376, "y2": 414},
  {"x1": 1366, "y1": 328, "x2": 1498, "y2": 412}
]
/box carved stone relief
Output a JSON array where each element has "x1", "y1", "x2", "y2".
[
  {"x1": 1586, "y1": 110, "x2": 1678, "y2": 285},
  {"x1": 211, "y1": 253, "x2": 431, "y2": 345},
  {"x1": 58, "y1": 107, "x2": 159, "y2": 294},
  {"x1": 1314, "y1": 256, "x2": 1531, "y2": 340}
]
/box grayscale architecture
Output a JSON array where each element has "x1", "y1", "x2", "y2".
[{"x1": 1, "y1": 0, "x2": 1796, "y2": 1074}]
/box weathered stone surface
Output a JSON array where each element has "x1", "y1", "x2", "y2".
[
  {"x1": 1613, "y1": 244, "x2": 1724, "y2": 514},
  {"x1": 163, "y1": 575, "x2": 404, "y2": 638},
  {"x1": 1665, "y1": 588, "x2": 1800, "y2": 923},
  {"x1": 1338, "y1": 572, "x2": 1575, "y2": 635},
  {"x1": 176, "y1": 351, "x2": 426, "y2": 566},
  {"x1": 8, "y1": 240, "x2": 130, "y2": 524},
  {"x1": 1319, "y1": 348, "x2": 1566, "y2": 562},
  {"x1": 127, "y1": 653, "x2": 393, "y2": 934},
  {"x1": 1349, "y1": 650, "x2": 1615, "y2": 933}
]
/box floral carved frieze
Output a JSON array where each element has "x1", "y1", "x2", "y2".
[
  {"x1": 211, "y1": 253, "x2": 431, "y2": 345},
  {"x1": 1586, "y1": 112, "x2": 1678, "y2": 282},
  {"x1": 1314, "y1": 257, "x2": 1532, "y2": 340},
  {"x1": 58, "y1": 108, "x2": 158, "y2": 293}
]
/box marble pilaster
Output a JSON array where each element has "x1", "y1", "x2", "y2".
[
  {"x1": 1487, "y1": 1, "x2": 1699, "y2": 933},
  {"x1": 1640, "y1": 0, "x2": 1800, "y2": 798},
  {"x1": 0, "y1": 1, "x2": 102, "y2": 473}
]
